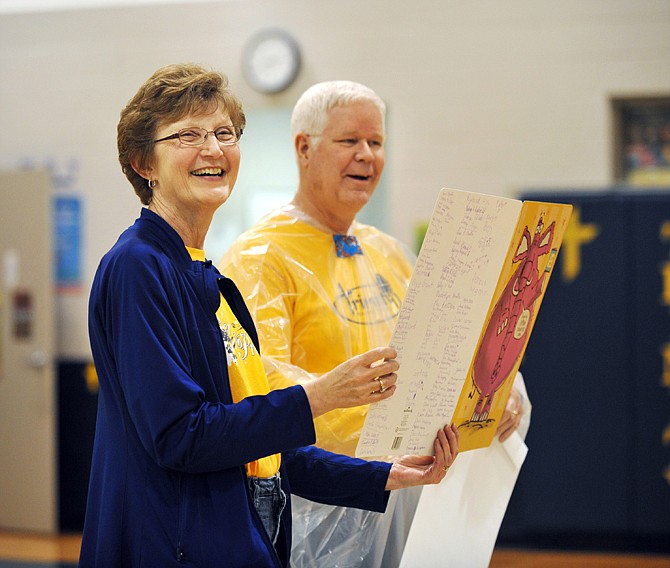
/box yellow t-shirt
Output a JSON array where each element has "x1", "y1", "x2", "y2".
[{"x1": 187, "y1": 247, "x2": 280, "y2": 478}]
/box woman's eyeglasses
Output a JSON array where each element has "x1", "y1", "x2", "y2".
[{"x1": 154, "y1": 126, "x2": 242, "y2": 146}]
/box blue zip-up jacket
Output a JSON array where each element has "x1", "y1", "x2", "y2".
[{"x1": 79, "y1": 208, "x2": 391, "y2": 567}]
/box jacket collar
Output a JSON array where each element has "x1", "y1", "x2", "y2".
[
  {"x1": 134, "y1": 208, "x2": 225, "y2": 315},
  {"x1": 135, "y1": 208, "x2": 193, "y2": 270}
]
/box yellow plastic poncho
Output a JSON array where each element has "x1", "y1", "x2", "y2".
[{"x1": 220, "y1": 205, "x2": 414, "y2": 457}]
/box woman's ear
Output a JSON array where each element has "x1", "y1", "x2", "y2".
[{"x1": 130, "y1": 157, "x2": 152, "y2": 181}]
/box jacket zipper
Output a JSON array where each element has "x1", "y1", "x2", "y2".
[{"x1": 176, "y1": 473, "x2": 185, "y2": 562}]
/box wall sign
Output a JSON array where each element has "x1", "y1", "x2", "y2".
[{"x1": 54, "y1": 195, "x2": 82, "y2": 291}]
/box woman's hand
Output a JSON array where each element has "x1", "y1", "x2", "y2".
[
  {"x1": 385, "y1": 424, "x2": 459, "y2": 490},
  {"x1": 496, "y1": 387, "x2": 522, "y2": 442},
  {"x1": 302, "y1": 346, "x2": 399, "y2": 418}
]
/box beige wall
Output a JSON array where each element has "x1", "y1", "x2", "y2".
[{"x1": 1, "y1": 0, "x2": 669, "y2": 358}]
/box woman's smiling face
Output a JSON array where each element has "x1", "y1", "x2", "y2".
[{"x1": 147, "y1": 105, "x2": 241, "y2": 217}]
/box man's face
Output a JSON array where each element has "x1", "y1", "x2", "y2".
[{"x1": 303, "y1": 100, "x2": 385, "y2": 222}]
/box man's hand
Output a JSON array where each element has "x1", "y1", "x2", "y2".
[{"x1": 497, "y1": 387, "x2": 522, "y2": 442}]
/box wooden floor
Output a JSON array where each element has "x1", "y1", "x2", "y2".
[
  {"x1": 0, "y1": 531, "x2": 81, "y2": 563},
  {"x1": 0, "y1": 531, "x2": 669, "y2": 567},
  {"x1": 490, "y1": 548, "x2": 670, "y2": 568}
]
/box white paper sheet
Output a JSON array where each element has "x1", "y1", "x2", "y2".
[{"x1": 399, "y1": 432, "x2": 528, "y2": 568}]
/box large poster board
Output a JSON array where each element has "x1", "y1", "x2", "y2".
[{"x1": 357, "y1": 188, "x2": 572, "y2": 457}]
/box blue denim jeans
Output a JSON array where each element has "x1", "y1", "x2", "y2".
[{"x1": 248, "y1": 473, "x2": 287, "y2": 545}]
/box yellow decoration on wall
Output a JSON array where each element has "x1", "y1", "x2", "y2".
[
  {"x1": 663, "y1": 423, "x2": 670, "y2": 446},
  {"x1": 661, "y1": 220, "x2": 670, "y2": 242},
  {"x1": 662, "y1": 261, "x2": 670, "y2": 307},
  {"x1": 560, "y1": 207, "x2": 599, "y2": 283},
  {"x1": 661, "y1": 222, "x2": 670, "y2": 306},
  {"x1": 663, "y1": 342, "x2": 670, "y2": 389},
  {"x1": 85, "y1": 362, "x2": 99, "y2": 394}
]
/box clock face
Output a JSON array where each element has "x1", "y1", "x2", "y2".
[{"x1": 242, "y1": 29, "x2": 301, "y2": 94}]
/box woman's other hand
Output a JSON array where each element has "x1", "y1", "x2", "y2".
[{"x1": 385, "y1": 423, "x2": 459, "y2": 490}]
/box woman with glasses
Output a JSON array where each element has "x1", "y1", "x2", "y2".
[{"x1": 78, "y1": 63, "x2": 459, "y2": 568}]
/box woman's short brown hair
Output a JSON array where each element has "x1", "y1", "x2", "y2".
[{"x1": 117, "y1": 63, "x2": 246, "y2": 204}]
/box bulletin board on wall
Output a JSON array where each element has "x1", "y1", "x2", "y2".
[{"x1": 611, "y1": 96, "x2": 670, "y2": 187}]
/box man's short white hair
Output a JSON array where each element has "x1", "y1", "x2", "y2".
[{"x1": 290, "y1": 80, "x2": 386, "y2": 141}]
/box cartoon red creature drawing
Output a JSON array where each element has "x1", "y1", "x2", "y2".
[{"x1": 469, "y1": 216, "x2": 556, "y2": 423}]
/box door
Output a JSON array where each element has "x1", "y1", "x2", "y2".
[{"x1": 0, "y1": 169, "x2": 56, "y2": 532}]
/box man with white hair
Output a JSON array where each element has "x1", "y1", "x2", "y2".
[{"x1": 220, "y1": 80, "x2": 528, "y2": 567}]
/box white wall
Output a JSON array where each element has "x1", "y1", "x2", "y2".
[{"x1": 1, "y1": 0, "x2": 669, "y2": 358}]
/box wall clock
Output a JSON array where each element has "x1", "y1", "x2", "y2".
[{"x1": 242, "y1": 29, "x2": 302, "y2": 94}]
